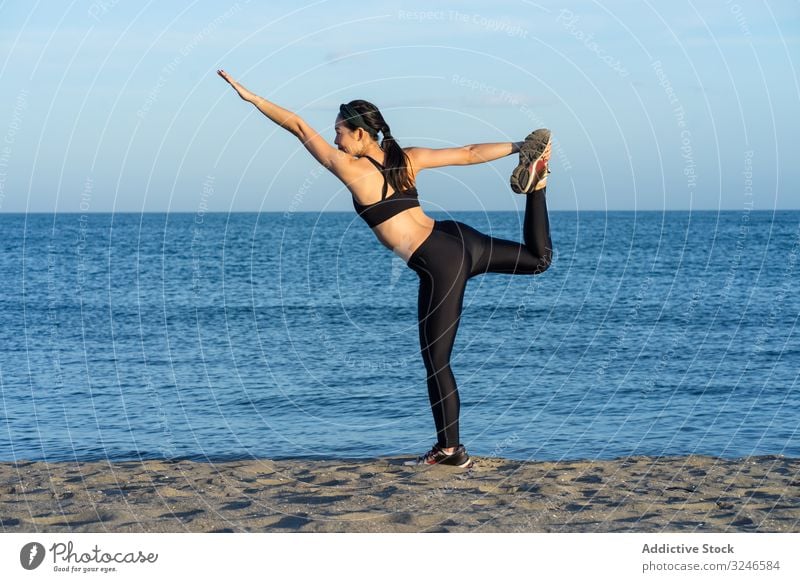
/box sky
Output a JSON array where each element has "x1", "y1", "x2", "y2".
[{"x1": 0, "y1": 0, "x2": 798, "y2": 212}]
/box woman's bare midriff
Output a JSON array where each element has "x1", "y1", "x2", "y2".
[{"x1": 369, "y1": 206, "x2": 435, "y2": 263}]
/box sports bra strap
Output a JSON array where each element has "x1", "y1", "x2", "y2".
[
  {"x1": 363, "y1": 155, "x2": 388, "y2": 200},
  {"x1": 362, "y1": 154, "x2": 384, "y2": 169}
]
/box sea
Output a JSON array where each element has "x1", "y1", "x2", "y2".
[{"x1": 1, "y1": 210, "x2": 798, "y2": 463}]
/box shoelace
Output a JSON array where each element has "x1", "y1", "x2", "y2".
[{"x1": 421, "y1": 444, "x2": 442, "y2": 462}]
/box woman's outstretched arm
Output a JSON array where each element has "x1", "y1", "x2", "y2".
[
  {"x1": 406, "y1": 141, "x2": 524, "y2": 170},
  {"x1": 217, "y1": 69, "x2": 302, "y2": 133},
  {"x1": 217, "y1": 69, "x2": 353, "y2": 175}
]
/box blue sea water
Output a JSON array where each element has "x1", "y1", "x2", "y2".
[{"x1": 0, "y1": 210, "x2": 798, "y2": 463}]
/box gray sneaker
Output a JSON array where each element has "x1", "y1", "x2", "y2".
[
  {"x1": 404, "y1": 443, "x2": 474, "y2": 468},
  {"x1": 510, "y1": 128, "x2": 552, "y2": 194}
]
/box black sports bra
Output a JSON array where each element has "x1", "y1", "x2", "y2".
[{"x1": 352, "y1": 155, "x2": 420, "y2": 228}]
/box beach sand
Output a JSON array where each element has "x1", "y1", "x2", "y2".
[{"x1": 1, "y1": 455, "x2": 797, "y2": 533}]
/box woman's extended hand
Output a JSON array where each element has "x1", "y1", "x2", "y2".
[
  {"x1": 217, "y1": 69, "x2": 256, "y2": 102},
  {"x1": 216, "y1": 68, "x2": 304, "y2": 137}
]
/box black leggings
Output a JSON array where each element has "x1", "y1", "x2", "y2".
[{"x1": 406, "y1": 189, "x2": 552, "y2": 448}]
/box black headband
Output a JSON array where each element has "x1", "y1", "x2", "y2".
[{"x1": 339, "y1": 103, "x2": 377, "y2": 138}]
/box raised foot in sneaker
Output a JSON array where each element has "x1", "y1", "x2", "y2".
[
  {"x1": 403, "y1": 443, "x2": 474, "y2": 468},
  {"x1": 510, "y1": 128, "x2": 552, "y2": 194}
]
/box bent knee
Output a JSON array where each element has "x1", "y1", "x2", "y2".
[{"x1": 532, "y1": 248, "x2": 552, "y2": 274}]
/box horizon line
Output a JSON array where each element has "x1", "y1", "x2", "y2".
[{"x1": 3, "y1": 208, "x2": 798, "y2": 214}]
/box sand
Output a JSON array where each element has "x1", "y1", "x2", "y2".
[{"x1": 1, "y1": 455, "x2": 798, "y2": 533}]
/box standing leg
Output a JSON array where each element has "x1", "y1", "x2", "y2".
[{"x1": 413, "y1": 240, "x2": 470, "y2": 449}]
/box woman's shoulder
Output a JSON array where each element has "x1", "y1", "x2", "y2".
[
  {"x1": 402, "y1": 146, "x2": 420, "y2": 158},
  {"x1": 402, "y1": 147, "x2": 423, "y2": 177}
]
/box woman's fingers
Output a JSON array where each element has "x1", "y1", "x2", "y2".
[{"x1": 217, "y1": 69, "x2": 250, "y2": 101}]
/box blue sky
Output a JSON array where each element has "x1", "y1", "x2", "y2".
[{"x1": 0, "y1": 0, "x2": 798, "y2": 212}]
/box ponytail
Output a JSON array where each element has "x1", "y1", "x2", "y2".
[{"x1": 379, "y1": 125, "x2": 413, "y2": 192}]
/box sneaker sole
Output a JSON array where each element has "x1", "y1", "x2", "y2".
[
  {"x1": 437, "y1": 456, "x2": 474, "y2": 469},
  {"x1": 403, "y1": 457, "x2": 474, "y2": 468},
  {"x1": 510, "y1": 129, "x2": 551, "y2": 194}
]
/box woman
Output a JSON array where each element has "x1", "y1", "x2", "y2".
[{"x1": 218, "y1": 70, "x2": 553, "y2": 468}]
